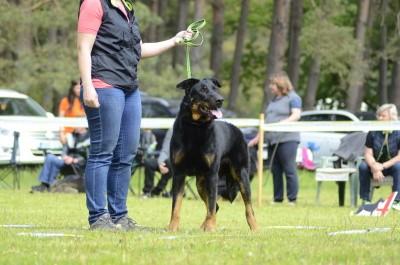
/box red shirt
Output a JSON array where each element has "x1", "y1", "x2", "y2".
[{"x1": 78, "y1": 0, "x2": 129, "y2": 88}]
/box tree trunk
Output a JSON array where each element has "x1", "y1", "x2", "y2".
[
  {"x1": 192, "y1": 0, "x2": 205, "y2": 72},
  {"x1": 156, "y1": 0, "x2": 167, "y2": 40},
  {"x1": 210, "y1": 0, "x2": 224, "y2": 79},
  {"x1": 262, "y1": 0, "x2": 290, "y2": 110},
  {"x1": 287, "y1": 0, "x2": 303, "y2": 89},
  {"x1": 346, "y1": 0, "x2": 370, "y2": 112},
  {"x1": 377, "y1": 0, "x2": 388, "y2": 105},
  {"x1": 391, "y1": 60, "x2": 400, "y2": 109},
  {"x1": 172, "y1": 0, "x2": 189, "y2": 68},
  {"x1": 146, "y1": 0, "x2": 159, "y2": 42},
  {"x1": 304, "y1": 56, "x2": 321, "y2": 110},
  {"x1": 227, "y1": 0, "x2": 249, "y2": 110},
  {"x1": 155, "y1": 0, "x2": 167, "y2": 74},
  {"x1": 44, "y1": 27, "x2": 57, "y2": 112}
]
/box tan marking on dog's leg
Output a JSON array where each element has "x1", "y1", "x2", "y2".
[
  {"x1": 238, "y1": 182, "x2": 258, "y2": 231},
  {"x1": 168, "y1": 191, "x2": 184, "y2": 232},
  {"x1": 203, "y1": 213, "x2": 217, "y2": 232},
  {"x1": 196, "y1": 176, "x2": 209, "y2": 230},
  {"x1": 172, "y1": 150, "x2": 184, "y2": 165},
  {"x1": 203, "y1": 153, "x2": 215, "y2": 168}
]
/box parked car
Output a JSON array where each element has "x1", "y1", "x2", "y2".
[
  {"x1": 141, "y1": 95, "x2": 176, "y2": 151},
  {"x1": 299, "y1": 110, "x2": 361, "y2": 166},
  {"x1": 0, "y1": 89, "x2": 62, "y2": 164}
]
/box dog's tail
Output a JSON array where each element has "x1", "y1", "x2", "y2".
[
  {"x1": 224, "y1": 173, "x2": 239, "y2": 203},
  {"x1": 218, "y1": 164, "x2": 239, "y2": 203}
]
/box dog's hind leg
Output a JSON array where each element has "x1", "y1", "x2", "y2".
[
  {"x1": 168, "y1": 174, "x2": 186, "y2": 232},
  {"x1": 235, "y1": 168, "x2": 258, "y2": 231}
]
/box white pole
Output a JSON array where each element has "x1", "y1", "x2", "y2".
[{"x1": 257, "y1": 113, "x2": 265, "y2": 207}]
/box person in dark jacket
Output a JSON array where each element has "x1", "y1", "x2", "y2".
[
  {"x1": 77, "y1": 0, "x2": 191, "y2": 230},
  {"x1": 359, "y1": 104, "x2": 400, "y2": 210},
  {"x1": 142, "y1": 128, "x2": 173, "y2": 198}
]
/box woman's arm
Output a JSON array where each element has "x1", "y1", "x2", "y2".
[
  {"x1": 382, "y1": 150, "x2": 400, "y2": 169},
  {"x1": 77, "y1": 33, "x2": 99, "y2": 108},
  {"x1": 141, "y1": 31, "x2": 191, "y2": 59},
  {"x1": 365, "y1": 147, "x2": 384, "y2": 172},
  {"x1": 280, "y1": 108, "x2": 301, "y2": 123},
  {"x1": 248, "y1": 133, "x2": 260, "y2": 147}
]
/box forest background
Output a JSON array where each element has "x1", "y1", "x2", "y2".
[{"x1": 0, "y1": 0, "x2": 399, "y2": 117}]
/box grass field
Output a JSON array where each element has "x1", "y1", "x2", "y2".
[{"x1": 0, "y1": 167, "x2": 399, "y2": 265}]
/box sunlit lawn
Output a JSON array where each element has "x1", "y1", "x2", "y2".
[{"x1": 0, "y1": 167, "x2": 399, "y2": 265}]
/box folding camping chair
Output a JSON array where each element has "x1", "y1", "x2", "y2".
[{"x1": 0, "y1": 131, "x2": 20, "y2": 189}]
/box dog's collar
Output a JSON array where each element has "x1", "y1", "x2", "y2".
[{"x1": 181, "y1": 115, "x2": 213, "y2": 127}]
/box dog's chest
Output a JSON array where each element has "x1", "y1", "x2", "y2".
[{"x1": 171, "y1": 136, "x2": 218, "y2": 174}]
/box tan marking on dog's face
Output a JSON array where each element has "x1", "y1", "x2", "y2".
[
  {"x1": 172, "y1": 150, "x2": 184, "y2": 165},
  {"x1": 191, "y1": 103, "x2": 201, "y2": 120},
  {"x1": 203, "y1": 153, "x2": 215, "y2": 168},
  {"x1": 191, "y1": 101, "x2": 212, "y2": 121},
  {"x1": 192, "y1": 112, "x2": 201, "y2": 120}
]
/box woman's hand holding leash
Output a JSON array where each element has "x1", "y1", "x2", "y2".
[{"x1": 174, "y1": 31, "x2": 193, "y2": 46}]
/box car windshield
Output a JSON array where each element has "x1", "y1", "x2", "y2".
[{"x1": 0, "y1": 97, "x2": 47, "y2": 116}]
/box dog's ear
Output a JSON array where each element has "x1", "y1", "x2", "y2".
[
  {"x1": 176, "y1": 78, "x2": 200, "y2": 90},
  {"x1": 209, "y1": 78, "x2": 221, "y2": 88}
]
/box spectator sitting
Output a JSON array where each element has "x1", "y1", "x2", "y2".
[
  {"x1": 142, "y1": 127, "x2": 173, "y2": 198},
  {"x1": 359, "y1": 104, "x2": 400, "y2": 210},
  {"x1": 31, "y1": 128, "x2": 89, "y2": 193},
  {"x1": 58, "y1": 80, "x2": 86, "y2": 145}
]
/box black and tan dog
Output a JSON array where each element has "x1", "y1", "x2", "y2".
[{"x1": 168, "y1": 78, "x2": 257, "y2": 232}]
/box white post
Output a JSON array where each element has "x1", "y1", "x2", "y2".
[{"x1": 257, "y1": 113, "x2": 264, "y2": 207}]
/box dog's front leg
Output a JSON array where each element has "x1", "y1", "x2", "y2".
[
  {"x1": 201, "y1": 174, "x2": 218, "y2": 232},
  {"x1": 168, "y1": 174, "x2": 186, "y2": 232}
]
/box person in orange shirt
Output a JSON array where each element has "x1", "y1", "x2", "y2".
[{"x1": 58, "y1": 80, "x2": 86, "y2": 145}]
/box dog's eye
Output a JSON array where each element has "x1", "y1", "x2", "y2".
[{"x1": 201, "y1": 86, "x2": 208, "y2": 93}]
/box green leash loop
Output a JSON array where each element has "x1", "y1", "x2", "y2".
[
  {"x1": 121, "y1": 0, "x2": 134, "y2": 11},
  {"x1": 182, "y1": 19, "x2": 206, "y2": 78}
]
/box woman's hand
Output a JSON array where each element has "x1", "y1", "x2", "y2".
[
  {"x1": 248, "y1": 134, "x2": 260, "y2": 147},
  {"x1": 83, "y1": 85, "x2": 100, "y2": 108},
  {"x1": 159, "y1": 162, "x2": 169, "y2": 174},
  {"x1": 372, "y1": 162, "x2": 384, "y2": 173},
  {"x1": 372, "y1": 170, "x2": 384, "y2": 182},
  {"x1": 174, "y1": 30, "x2": 193, "y2": 46}
]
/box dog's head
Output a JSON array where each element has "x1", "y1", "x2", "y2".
[{"x1": 177, "y1": 78, "x2": 224, "y2": 122}]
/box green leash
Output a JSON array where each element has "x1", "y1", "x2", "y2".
[{"x1": 181, "y1": 19, "x2": 207, "y2": 78}]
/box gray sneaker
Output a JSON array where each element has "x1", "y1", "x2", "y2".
[
  {"x1": 90, "y1": 214, "x2": 121, "y2": 231},
  {"x1": 114, "y1": 216, "x2": 138, "y2": 231},
  {"x1": 392, "y1": 201, "x2": 400, "y2": 211}
]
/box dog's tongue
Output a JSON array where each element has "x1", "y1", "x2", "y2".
[{"x1": 211, "y1": 109, "x2": 223, "y2": 119}]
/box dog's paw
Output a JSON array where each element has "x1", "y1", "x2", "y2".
[{"x1": 168, "y1": 223, "x2": 179, "y2": 232}]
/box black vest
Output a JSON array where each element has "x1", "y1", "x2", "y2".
[{"x1": 87, "y1": 0, "x2": 142, "y2": 90}]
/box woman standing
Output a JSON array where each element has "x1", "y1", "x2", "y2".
[
  {"x1": 249, "y1": 72, "x2": 302, "y2": 204},
  {"x1": 77, "y1": 0, "x2": 191, "y2": 230}
]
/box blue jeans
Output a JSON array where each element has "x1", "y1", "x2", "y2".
[
  {"x1": 268, "y1": 141, "x2": 299, "y2": 202},
  {"x1": 359, "y1": 161, "x2": 400, "y2": 201},
  {"x1": 83, "y1": 87, "x2": 141, "y2": 224},
  {"x1": 38, "y1": 154, "x2": 65, "y2": 185}
]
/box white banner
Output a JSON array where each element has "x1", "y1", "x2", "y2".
[{"x1": 0, "y1": 117, "x2": 399, "y2": 132}]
